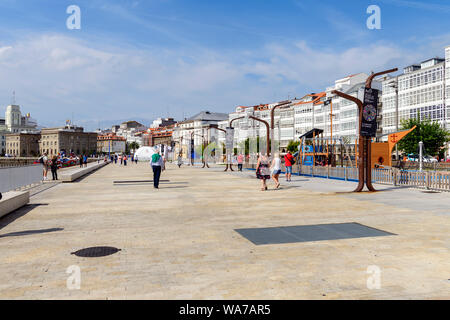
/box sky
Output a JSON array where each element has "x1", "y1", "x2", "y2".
[{"x1": 0, "y1": 0, "x2": 450, "y2": 130}]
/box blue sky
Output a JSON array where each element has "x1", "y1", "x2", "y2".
[{"x1": 0, "y1": 0, "x2": 450, "y2": 129}]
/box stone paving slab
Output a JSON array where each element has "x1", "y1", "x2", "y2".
[{"x1": 0, "y1": 162, "x2": 448, "y2": 299}]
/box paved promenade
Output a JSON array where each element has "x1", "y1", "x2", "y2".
[{"x1": 0, "y1": 162, "x2": 448, "y2": 299}]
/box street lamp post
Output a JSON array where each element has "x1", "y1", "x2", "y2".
[
  {"x1": 205, "y1": 125, "x2": 227, "y2": 169},
  {"x1": 270, "y1": 101, "x2": 291, "y2": 155},
  {"x1": 190, "y1": 131, "x2": 206, "y2": 167},
  {"x1": 387, "y1": 78, "x2": 400, "y2": 161},
  {"x1": 228, "y1": 115, "x2": 270, "y2": 171}
]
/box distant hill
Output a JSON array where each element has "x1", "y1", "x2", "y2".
[{"x1": 39, "y1": 117, "x2": 158, "y2": 132}]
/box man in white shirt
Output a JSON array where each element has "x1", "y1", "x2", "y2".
[{"x1": 40, "y1": 152, "x2": 49, "y2": 180}]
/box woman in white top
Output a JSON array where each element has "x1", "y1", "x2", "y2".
[{"x1": 271, "y1": 153, "x2": 281, "y2": 189}]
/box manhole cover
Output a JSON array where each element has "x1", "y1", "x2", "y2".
[{"x1": 71, "y1": 246, "x2": 121, "y2": 258}]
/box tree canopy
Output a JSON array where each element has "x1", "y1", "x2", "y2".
[
  {"x1": 286, "y1": 140, "x2": 300, "y2": 153},
  {"x1": 397, "y1": 117, "x2": 449, "y2": 157}
]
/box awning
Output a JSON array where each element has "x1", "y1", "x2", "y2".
[{"x1": 299, "y1": 128, "x2": 324, "y2": 139}]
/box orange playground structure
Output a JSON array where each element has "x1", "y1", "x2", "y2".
[{"x1": 298, "y1": 127, "x2": 416, "y2": 168}]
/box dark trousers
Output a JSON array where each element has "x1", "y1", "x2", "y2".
[
  {"x1": 152, "y1": 166, "x2": 161, "y2": 188},
  {"x1": 238, "y1": 164, "x2": 243, "y2": 171},
  {"x1": 51, "y1": 168, "x2": 58, "y2": 180}
]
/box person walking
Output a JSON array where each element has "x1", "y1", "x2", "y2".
[
  {"x1": 50, "y1": 155, "x2": 58, "y2": 181},
  {"x1": 79, "y1": 155, "x2": 84, "y2": 168},
  {"x1": 271, "y1": 153, "x2": 281, "y2": 188},
  {"x1": 119, "y1": 154, "x2": 123, "y2": 165},
  {"x1": 114, "y1": 154, "x2": 118, "y2": 164},
  {"x1": 284, "y1": 151, "x2": 295, "y2": 182},
  {"x1": 135, "y1": 155, "x2": 138, "y2": 164},
  {"x1": 83, "y1": 154, "x2": 88, "y2": 168},
  {"x1": 123, "y1": 154, "x2": 128, "y2": 166},
  {"x1": 150, "y1": 149, "x2": 165, "y2": 189},
  {"x1": 256, "y1": 154, "x2": 271, "y2": 191},
  {"x1": 39, "y1": 152, "x2": 49, "y2": 180},
  {"x1": 237, "y1": 153, "x2": 244, "y2": 172},
  {"x1": 177, "y1": 153, "x2": 183, "y2": 168}
]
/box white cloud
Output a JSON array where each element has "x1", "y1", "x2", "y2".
[{"x1": 0, "y1": 33, "x2": 436, "y2": 129}]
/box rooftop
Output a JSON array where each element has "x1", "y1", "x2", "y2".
[{"x1": 183, "y1": 111, "x2": 229, "y2": 123}]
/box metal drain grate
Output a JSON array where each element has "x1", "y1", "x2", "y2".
[{"x1": 71, "y1": 246, "x2": 121, "y2": 258}]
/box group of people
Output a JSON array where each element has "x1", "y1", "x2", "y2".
[
  {"x1": 79, "y1": 154, "x2": 88, "y2": 168},
  {"x1": 110, "y1": 154, "x2": 139, "y2": 166},
  {"x1": 256, "y1": 151, "x2": 295, "y2": 191},
  {"x1": 39, "y1": 153, "x2": 60, "y2": 181}
]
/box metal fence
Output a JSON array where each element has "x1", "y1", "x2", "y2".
[
  {"x1": 0, "y1": 165, "x2": 43, "y2": 194},
  {"x1": 297, "y1": 165, "x2": 450, "y2": 192},
  {"x1": 244, "y1": 163, "x2": 450, "y2": 192},
  {"x1": 0, "y1": 158, "x2": 38, "y2": 168}
]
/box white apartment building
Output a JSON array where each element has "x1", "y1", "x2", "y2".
[
  {"x1": 150, "y1": 117, "x2": 177, "y2": 128},
  {"x1": 381, "y1": 56, "x2": 448, "y2": 139},
  {"x1": 324, "y1": 73, "x2": 382, "y2": 144},
  {"x1": 293, "y1": 93, "x2": 326, "y2": 138},
  {"x1": 219, "y1": 101, "x2": 294, "y2": 153},
  {"x1": 224, "y1": 73, "x2": 381, "y2": 154},
  {"x1": 445, "y1": 46, "x2": 450, "y2": 153},
  {"x1": 113, "y1": 121, "x2": 147, "y2": 147},
  {"x1": 173, "y1": 111, "x2": 228, "y2": 160}
]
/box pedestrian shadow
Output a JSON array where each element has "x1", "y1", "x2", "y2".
[
  {"x1": 0, "y1": 227, "x2": 63, "y2": 239},
  {"x1": 113, "y1": 179, "x2": 171, "y2": 184},
  {"x1": 160, "y1": 181, "x2": 189, "y2": 184},
  {"x1": 159, "y1": 186, "x2": 188, "y2": 189},
  {"x1": 268, "y1": 185, "x2": 302, "y2": 191},
  {"x1": 332, "y1": 185, "x2": 417, "y2": 195},
  {"x1": 0, "y1": 203, "x2": 49, "y2": 230}
]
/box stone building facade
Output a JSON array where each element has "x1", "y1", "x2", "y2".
[
  {"x1": 5, "y1": 133, "x2": 41, "y2": 157},
  {"x1": 39, "y1": 126, "x2": 98, "y2": 156}
]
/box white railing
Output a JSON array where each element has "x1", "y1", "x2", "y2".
[
  {"x1": 244, "y1": 163, "x2": 450, "y2": 192},
  {"x1": 0, "y1": 165, "x2": 43, "y2": 194}
]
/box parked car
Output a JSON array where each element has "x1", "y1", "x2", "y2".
[
  {"x1": 423, "y1": 156, "x2": 438, "y2": 163},
  {"x1": 407, "y1": 154, "x2": 419, "y2": 162}
]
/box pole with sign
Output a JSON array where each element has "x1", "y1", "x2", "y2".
[
  {"x1": 332, "y1": 68, "x2": 397, "y2": 192},
  {"x1": 361, "y1": 88, "x2": 379, "y2": 137}
]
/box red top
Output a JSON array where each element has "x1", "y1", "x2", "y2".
[{"x1": 284, "y1": 153, "x2": 294, "y2": 166}]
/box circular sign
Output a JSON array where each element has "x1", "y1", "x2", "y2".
[{"x1": 363, "y1": 104, "x2": 377, "y2": 122}]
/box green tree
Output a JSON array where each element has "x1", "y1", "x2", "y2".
[
  {"x1": 397, "y1": 117, "x2": 450, "y2": 156},
  {"x1": 241, "y1": 137, "x2": 271, "y2": 155},
  {"x1": 128, "y1": 142, "x2": 140, "y2": 153},
  {"x1": 286, "y1": 140, "x2": 300, "y2": 153}
]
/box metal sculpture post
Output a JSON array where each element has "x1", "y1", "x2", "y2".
[
  {"x1": 207, "y1": 125, "x2": 227, "y2": 170},
  {"x1": 332, "y1": 68, "x2": 397, "y2": 192},
  {"x1": 228, "y1": 115, "x2": 270, "y2": 171},
  {"x1": 202, "y1": 124, "x2": 228, "y2": 171},
  {"x1": 270, "y1": 100, "x2": 291, "y2": 155},
  {"x1": 190, "y1": 131, "x2": 207, "y2": 167}
]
